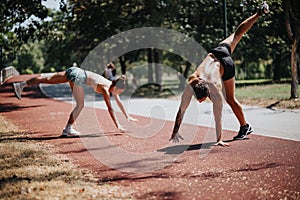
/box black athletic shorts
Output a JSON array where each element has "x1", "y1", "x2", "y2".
[{"x1": 210, "y1": 43, "x2": 235, "y2": 81}]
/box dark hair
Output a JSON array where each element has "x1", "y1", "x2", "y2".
[
  {"x1": 107, "y1": 62, "x2": 115, "y2": 69},
  {"x1": 192, "y1": 82, "x2": 210, "y2": 99},
  {"x1": 188, "y1": 74, "x2": 210, "y2": 100},
  {"x1": 107, "y1": 63, "x2": 116, "y2": 76},
  {"x1": 111, "y1": 75, "x2": 126, "y2": 90}
]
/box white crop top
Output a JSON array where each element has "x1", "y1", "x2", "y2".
[{"x1": 85, "y1": 70, "x2": 111, "y2": 92}]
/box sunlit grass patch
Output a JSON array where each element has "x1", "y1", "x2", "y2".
[
  {"x1": 236, "y1": 84, "x2": 300, "y2": 109},
  {"x1": 0, "y1": 115, "x2": 134, "y2": 200}
]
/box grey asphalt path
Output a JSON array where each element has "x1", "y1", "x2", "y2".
[{"x1": 40, "y1": 78, "x2": 300, "y2": 142}]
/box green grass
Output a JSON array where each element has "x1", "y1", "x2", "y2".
[
  {"x1": 236, "y1": 84, "x2": 296, "y2": 100},
  {"x1": 129, "y1": 82, "x2": 298, "y2": 101},
  {"x1": 236, "y1": 84, "x2": 300, "y2": 109},
  {"x1": 236, "y1": 79, "x2": 273, "y2": 85},
  {"x1": 127, "y1": 82, "x2": 299, "y2": 108}
]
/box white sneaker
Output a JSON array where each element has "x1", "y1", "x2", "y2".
[
  {"x1": 62, "y1": 126, "x2": 81, "y2": 136},
  {"x1": 13, "y1": 82, "x2": 23, "y2": 100}
]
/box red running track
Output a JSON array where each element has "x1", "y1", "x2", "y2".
[{"x1": 1, "y1": 75, "x2": 299, "y2": 199}]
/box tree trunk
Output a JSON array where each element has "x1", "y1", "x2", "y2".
[
  {"x1": 179, "y1": 61, "x2": 191, "y2": 90},
  {"x1": 147, "y1": 48, "x2": 154, "y2": 83},
  {"x1": 284, "y1": 0, "x2": 299, "y2": 99},
  {"x1": 0, "y1": 46, "x2": 3, "y2": 70},
  {"x1": 154, "y1": 49, "x2": 162, "y2": 91},
  {"x1": 183, "y1": 61, "x2": 191, "y2": 78},
  {"x1": 297, "y1": 53, "x2": 300, "y2": 79},
  {"x1": 119, "y1": 56, "x2": 127, "y2": 75},
  {"x1": 273, "y1": 51, "x2": 282, "y2": 83},
  {"x1": 290, "y1": 37, "x2": 299, "y2": 98}
]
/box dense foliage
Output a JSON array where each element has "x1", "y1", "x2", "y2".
[{"x1": 0, "y1": 0, "x2": 296, "y2": 81}]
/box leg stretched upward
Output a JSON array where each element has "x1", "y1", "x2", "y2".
[
  {"x1": 222, "y1": 3, "x2": 269, "y2": 139},
  {"x1": 221, "y1": 2, "x2": 269, "y2": 53}
]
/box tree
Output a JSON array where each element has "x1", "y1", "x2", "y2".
[
  {"x1": 2, "y1": 0, "x2": 294, "y2": 85},
  {"x1": 284, "y1": 0, "x2": 300, "y2": 99},
  {"x1": 12, "y1": 42, "x2": 45, "y2": 74},
  {"x1": 0, "y1": 0, "x2": 48, "y2": 69}
]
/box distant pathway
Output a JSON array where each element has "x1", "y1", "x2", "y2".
[{"x1": 40, "y1": 75, "x2": 300, "y2": 142}]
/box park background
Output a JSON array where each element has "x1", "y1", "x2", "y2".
[
  {"x1": 1, "y1": 0, "x2": 299, "y2": 101},
  {"x1": 1, "y1": 1, "x2": 300, "y2": 199}
]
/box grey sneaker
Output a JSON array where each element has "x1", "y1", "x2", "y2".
[
  {"x1": 233, "y1": 124, "x2": 253, "y2": 140},
  {"x1": 13, "y1": 82, "x2": 23, "y2": 100},
  {"x1": 62, "y1": 126, "x2": 81, "y2": 136}
]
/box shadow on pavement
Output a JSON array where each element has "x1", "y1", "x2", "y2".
[
  {"x1": 234, "y1": 162, "x2": 281, "y2": 172},
  {"x1": 157, "y1": 143, "x2": 213, "y2": 155},
  {"x1": 138, "y1": 191, "x2": 180, "y2": 200},
  {"x1": 100, "y1": 172, "x2": 169, "y2": 183},
  {"x1": 1, "y1": 84, "x2": 48, "y2": 100},
  {"x1": 0, "y1": 132, "x2": 123, "y2": 142},
  {"x1": 0, "y1": 103, "x2": 45, "y2": 113},
  {"x1": 157, "y1": 140, "x2": 236, "y2": 155}
]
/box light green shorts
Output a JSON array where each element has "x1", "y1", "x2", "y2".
[{"x1": 65, "y1": 67, "x2": 87, "y2": 86}]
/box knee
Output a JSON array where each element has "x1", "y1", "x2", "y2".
[
  {"x1": 226, "y1": 97, "x2": 237, "y2": 107},
  {"x1": 76, "y1": 102, "x2": 84, "y2": 110}
]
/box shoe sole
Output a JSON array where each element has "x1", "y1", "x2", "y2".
[
  {"x1": 61, "y1": 131, "x2": 80, "y2": 137},
  {"x1": 247, "y1": 129, "x2": 253, "y2": 135},
  {"x1": 233, "y1": 136, "x2": 247, "y2": 140},
  {"x1": 60, "y1": 134, "x2": 68, "y2": 138},
  {"x1": 13, "y1": 83, "x2": 21, "y2": 100},
  {"x1": 61, "y1": 134, "x2": 80, "y2": 138},
  {"x1": 233, "y1": 128, "x2": 253, "y2": 140}
]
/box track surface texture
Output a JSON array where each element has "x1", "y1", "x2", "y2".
[{"x1": 1, "y1": 75, "x2": 299, "y2": 200}]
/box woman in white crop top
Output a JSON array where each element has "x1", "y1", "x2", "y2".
[{"x1": 13, "y1": 66, "x2": 137, "y2": 136}]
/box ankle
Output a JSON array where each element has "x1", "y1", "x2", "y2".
[
  {"x1": 20, "y1": 81, "x2": 27, "y2": 88},
  {"x1": 241, "y1": 123, "x2": 249, "y2": 128},
  {"x1": 65, "y1": 124, "x2": 72, "y2": 129}
]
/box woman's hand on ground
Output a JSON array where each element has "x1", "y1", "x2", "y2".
[
  {"x1": 169, "y1": 132, "x2": 184, "y2": 143},
  {"x1": 214, "y1": 141, "x2": 229, "y2": 147},
  {"x1": 117, "y1": 124, "x2": 128, "y2": 133},
  {"x1": 127, "y1": 116, "x2": 138, "y2": 122}
]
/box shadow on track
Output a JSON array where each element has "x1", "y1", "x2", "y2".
[{"x1": 157, "y1": 139, "x2": 237, "y2": 155}]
